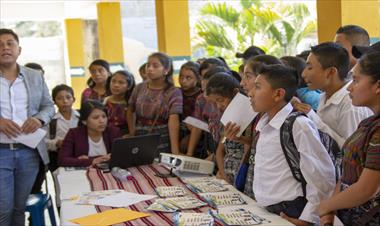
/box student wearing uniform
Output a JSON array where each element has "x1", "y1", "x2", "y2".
[
  {"x1": 45, "y1": 84, "x2": 79, "y2": 172},
  {"x1": 127, "y1": 52, "x2": 182, "y2": 156},
  {"x1": 295, "y1": 42, "x2": 373, "y2": 149},
  {"x1": 248, "y1": 64, "x2": 336, "y2": 225}
]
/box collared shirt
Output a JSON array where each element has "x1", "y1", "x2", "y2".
[
  {"x1": 307, "y1": 82, "x2": 373, "y2": 148},
  {"x1": 253, "y1": 103, "x2": 336, "y2": 224},
  {"x1": 45, "y1": 109, "x2": 80, "y2": 151},
  {"x1": 0, "y1": 73, "x2": 28, "y2": 144}
]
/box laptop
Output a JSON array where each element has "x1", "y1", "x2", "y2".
[{"x1": 109, "y1": 133, "x2": 161, "y2": 169}]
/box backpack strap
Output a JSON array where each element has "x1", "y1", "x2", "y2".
[
  {"x1": 49, "y1": 118, "x2": 58, "y2": 140},
  {"x1": 280, "y1": 111, "x2": 307, "y2": 197}
]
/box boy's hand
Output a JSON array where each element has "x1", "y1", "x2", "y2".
[
  {"x1": 56, "y1": 139, "x2": 63, "y2": 149},
  {"x1": 280, "y1": 212, "x2": 312, "y2": 226},
  {"x1": 320, "y1": 213, "x2": 334, "y2": 226},
  {"x1": 291, "y1": 97, "x2": 312, "y2": 114}
]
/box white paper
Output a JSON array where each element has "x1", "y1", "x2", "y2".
[
  {"x1": 12, "y1": 128, "x2": 46, "y2": 148},
  {"x1": 183, "y1": 116, "x2": 210, "y2": 133},
  {"x1": 220, "y1": 93, "x2": 257, "y2": 137},
  {"x1": 90, "y1": 191, "x2": 156, "y2": 207}
]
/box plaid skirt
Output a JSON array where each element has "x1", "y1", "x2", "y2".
[
  {"x1": 136, "y1": 124, "x2": 170, "y2": 158},
  {"x1": 223, "y1": 139, "x2": 244, "y2": 184},
  {"x1": 243, "y1": 146, "x2": 256, "y2": 199}
]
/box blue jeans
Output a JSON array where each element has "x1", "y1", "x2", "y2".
[{"x1": 0, "y1": 147, "x2": 40, "y2": 226}]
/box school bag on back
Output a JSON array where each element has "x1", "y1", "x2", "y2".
[{"x1": 279, "y1": 111, "x2": 342, "y2": 197}]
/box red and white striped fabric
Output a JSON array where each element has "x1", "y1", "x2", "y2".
[{"x1": 87, "y1": 164, "x2": 222, "y2": 226}]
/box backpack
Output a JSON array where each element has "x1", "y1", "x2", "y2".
[{"x1": 279, "y1": 111, "x2": 342, "y2": 197}]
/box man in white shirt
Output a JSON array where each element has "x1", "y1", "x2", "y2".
[
  {"x1": 0, "y1": 29, "x2": 54, "y2": 226},
  {"x1": 295, "y1": 42, "x2": 372, "y2": 149},
  {"x1": 248, "y1": 64, "x2": 336, "y2": 225},
  {"x1": 334, "y1": 25, "x2": 370, "y2": 69}
]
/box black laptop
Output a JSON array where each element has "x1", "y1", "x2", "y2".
[{"x1": 110, "y1": 134, "x2": 161, "y2": 169}]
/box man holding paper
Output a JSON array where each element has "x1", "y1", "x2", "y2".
[{"x1": 0, "y1": 28, "x2": 54, "y2": 226}]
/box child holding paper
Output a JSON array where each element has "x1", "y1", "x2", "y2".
[{"x1": 205, "y1": 73, "x2": 247, "y2": 184}]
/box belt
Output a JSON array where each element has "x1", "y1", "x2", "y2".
[{"x1": 0, "y1": 143, "x2": 29, "y2": 150}]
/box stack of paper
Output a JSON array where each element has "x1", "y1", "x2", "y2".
[
  {"x1": 155, "y1": 186, "x2": 187, "y2": 197},
  {"x1": 173, "y1": 212, "x2": 214, "y2": 226},
  {"x1": 200, "y1": 191, "x2": 246, "y2": 207},
  {"x1": 89, "y1": 191, "x2": 156, "y2": 207},
  {"x1": 184, "y1": 178, "x2": 228, "y2": 193},
  {"x1": 70, "y1": 208, "x2": 151, "y2": 225},
  {"x1": 211, "y1": 208, "x2": 265, "y2": 225},
  {"x1": 147, "y1": 197, "x2": 207, "y2": 212},
  {"x1": 77, "y1": 190, "x2": 124, "y2": 205}
]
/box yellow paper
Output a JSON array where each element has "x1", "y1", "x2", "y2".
[{"x1": 70, "y1": 208, "x2": 151, "y2": 226}]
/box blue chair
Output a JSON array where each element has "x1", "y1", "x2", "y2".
[{"x1": 26, "y1": 193, "x2": 57, "y2": 226}]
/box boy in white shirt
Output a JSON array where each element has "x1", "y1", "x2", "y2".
[
  {"x1": 45, "y1": 84, "x2": 79, "y2": 172},
  {"x1": 248, "y1": 64, "x2": 336, "y2": 225},
  {"x1": 294, "y1": 42, "x2": 372, "y2": 148}
]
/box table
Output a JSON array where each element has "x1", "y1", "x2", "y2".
[{"x1": 55, "y1": 164, "x2": 294, "y2": 226}]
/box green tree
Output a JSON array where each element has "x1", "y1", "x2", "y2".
[{"x1": 193, "y1": 0, "x2": 316, "y2": 68}]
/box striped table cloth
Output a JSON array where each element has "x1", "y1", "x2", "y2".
[{"x1": 86, "y1": 163, "x2": 222, "y2": 226}]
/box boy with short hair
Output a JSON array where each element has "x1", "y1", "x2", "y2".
[
  {"x1": 299, "y1": 42, "x2": 372, "y2": 148},
  {"x1": 45, "y1": 84, "x2": 79, "y2": 172},
  {"x1": 248, "y1": 64, "x2": 336, "y2": 225}
]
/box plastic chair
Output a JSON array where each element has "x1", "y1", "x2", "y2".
[
  {"x1": 26, "y1": 193, "x2": 56, "y2": 226},
  {"x1": 26, "y1": 192, "x2": 57, "y2": 226}
]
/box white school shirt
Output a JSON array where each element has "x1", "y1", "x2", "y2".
[
  {"x1": 88, "y1": 136, "x2": 107, "y2": 157},
  {"x1": 45, "y1": 110, "x2": 80, "y2": 151},
  {"x1": 253, "y1": 103, "x2": 336, "y2": 224},
  {"x1": 307, "y1": 82, "x2": 373, "y2": 148},
  {"x1": 0, "y1": 74, "x2": 28, "y2": 144}
]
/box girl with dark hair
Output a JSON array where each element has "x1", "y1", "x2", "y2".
[
  {"x1": 178, "y1": 61, "x2": 202, "y2": 153},
  {"x1": 81, "y1": 59, "x2": 111, "y2": 103},
  {"x1": 104, "y1": 70, "x2": 135, "y2": 134},
  {"x1": 127, "y1": 52, "x2": 183, "y2": 156},
  {"x1": 58, "y1": 100, "x2": 121, "y2": 167},
  {"x1": 205, "y1": 73, "x2": 246, "y2": 184},
  {"x1": 319, "y1": 51, "x2": 380, "y2": 225}
]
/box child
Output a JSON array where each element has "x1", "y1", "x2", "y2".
[
  {"x1": 81, "y1": 59, "x2": 111, "y2": 103},
  {"x1": 206, "y1": 73, "x2": 245, "y2": 184},
  {"x1": 104, "y1": 70, "x2": 135, "y2": 135},
  {"x1": 138, "y1": 63, "x2": 148, "y2": 82},
  {"x1": 178, "y1": 61, "x2": 202, "y2": 153},
  {"x1": 318, "y1": 50, "x2": 380, "y2": 225},
  {"x1": 186, "y1": 66, "x2": 228, "y2": 158},
  {"x1": 45, "y1": 84, "x2": 79, "y2": 172},
  {"x1": 298, "y1": 42, "x2": 372, "y2": 149},
  {"x1": 281, "y1": 56, "x2": 321, "y2": 111},
  {"x1": 248, "y1": 64, "x2": 336, "y2": 225},
  {"x1": 58, "y1": 100, "x2": 121, "y2": 167},
  {"x1": 127, "y1": 52, "x2": 183, "y2": 156}
]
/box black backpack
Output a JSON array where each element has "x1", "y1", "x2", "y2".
[{"x1": 279, "y1": 111, "x2": 342, "y2": 197}]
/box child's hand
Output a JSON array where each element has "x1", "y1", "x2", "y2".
[
  {"x1": 280, "y1": 212, "x2": 312, "y2": 226},
  {"x1": 320, "y1": 213, "x2": 334, "y2": 226},
  {"x1": 224, "y1": 122, "x2": 241, "y2": 141},
  {"x1": 56, "y1": 139, "x2": 63, "y2": 149},
  {"x1": 291, "y1": 97, "x2": 312, "y2": 114}
]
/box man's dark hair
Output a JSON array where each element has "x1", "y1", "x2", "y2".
[
  {"x1": 310, "y1": 42, "x2": 350, "y2": 80},
  {"x1": 336, "y1": 25, "x2": 370, "y2": 46},
  {"x1": 25, "y1": 62, "x2": 44, "y2": 74},
  {"x1": 199, "y1": 58, "x2": 227, "y2": 75},
  {"x1": 52, "y1": 84, "x2": 75, "y2": 101},
  {"x1": 258, "y1": 64, "x2": 299, "y2": 102},
  {"x1": 0, "y1": 28, "x2": 19, "y2": 43}
]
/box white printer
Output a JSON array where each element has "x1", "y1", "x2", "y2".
[{"x1": 159, "y1": 153, "x2": 215, "y2": 175}]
